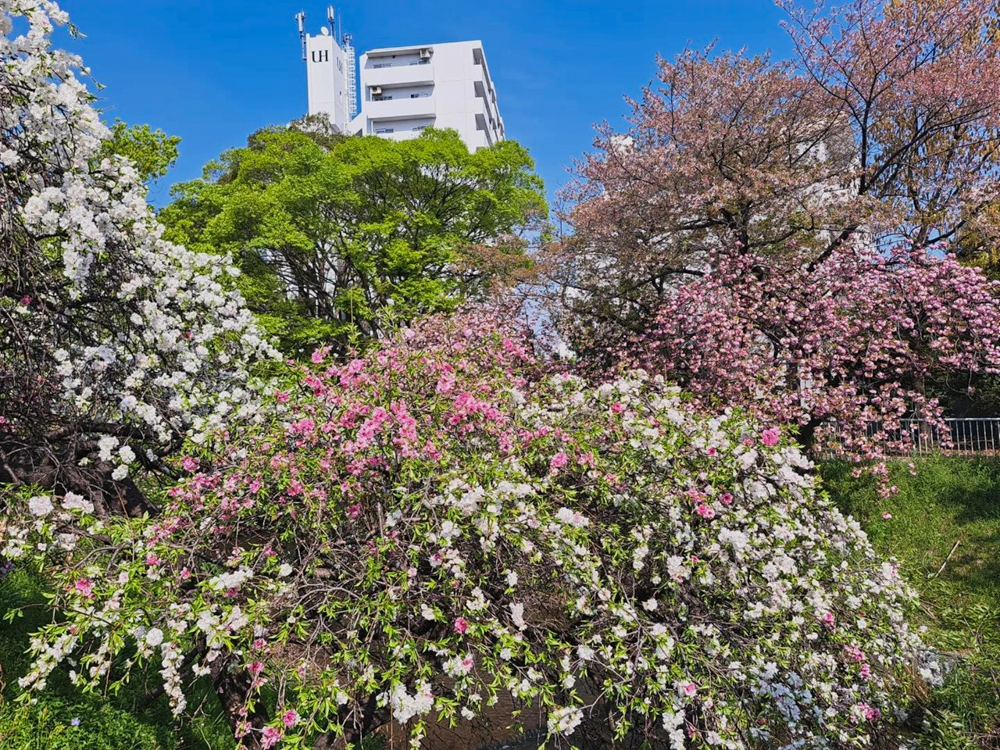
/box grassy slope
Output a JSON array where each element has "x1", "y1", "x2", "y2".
[{"x1": 822, "y1": 458, "x2": 1000, "y2": 748}]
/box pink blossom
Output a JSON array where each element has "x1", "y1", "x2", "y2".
[
  {"x1": 683, "y1": 682, "x2": 698, "y2": 696},
  {"x1": 844, "y1": 644, "x2": 866, "y2": 662},
  {"x1": 436, "y1": 371, "x2": 456, "y2": 394},
  {"x1": 881, "y1": 512, "x2": 893, "y2": 520},
  {"x1": 74, "y1": 578, "x2": 94, "y2": 598},
  {"x1": 281, "y1": 709, "x2": 299, "y2": 728},
  {"x1": 719, "y1": 492, "x2": 733, "y2": 505},
  {"x1": 289, "y1": 418, "x2": 315, "y2": 436},
  {"x1": 261, "y1": 726, "x2": 282, "y2": 749},
  {"x1": 453, "y1": 616, "x2": 469, "y2": 634},
  {"x1": 695, "y1": 504, "x2": 715, "y2": 519},
  {"x1": 549, "y1": 451, "x2": 569, "y2": 471},
  {"x1": 181, "y1": 456, "x2": 200, "y2": 472},
  {"x1": 854, "y1": 702, "x2": 881, "y2": 723},
  {"x1": 761, "y1": 428, "x2": 780, "y2": 447}
]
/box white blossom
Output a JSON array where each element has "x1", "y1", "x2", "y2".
[{"x1": 28, "y1": 496, "x2": 53, "y2": 517}]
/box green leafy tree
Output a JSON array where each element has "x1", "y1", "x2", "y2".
[
  {"x1": 160, "y1": 124, "x2": 547, "y2": 353},
  {"x1": 99, "y1": 119, "x2": 180, "y2": 183}
]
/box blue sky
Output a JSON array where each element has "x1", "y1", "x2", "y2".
[{"x1": 59, "y1": 1, "x2": 791, "y2": 205}]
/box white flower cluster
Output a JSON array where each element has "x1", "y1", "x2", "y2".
[
  {"x1": 0, "y1": 0, "x2": 278, "y2": 479},
  {"x1": 387, "y1": 681, "x2": 435, "y2": 724}
]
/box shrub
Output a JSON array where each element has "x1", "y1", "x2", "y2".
[{"x1": 5, "y1": 311, "x2": 933, "y2": 749}]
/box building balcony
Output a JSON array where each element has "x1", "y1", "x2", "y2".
[
  {"x1": 365, "y1": 96, "x2": 436, "y2": 121},
  {"x1": 471, "y1": 96, "x2": 499, "y2": 137},
  {"x1": 465, "y1": 129, "x2": 491, "y2": 151},
  {"x1": 363, "y1": 63, "x2": 435, "y2": 88}
]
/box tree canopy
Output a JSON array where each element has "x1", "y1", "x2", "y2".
[
  {"x1": 99, "y1": 119, "x2": 180, "y2": 184},
  {"x1": 548, "y1": 0, "x2": 1000, "y2": 360},
  {"x1": 160, "y1": 125, "x2": 548, "y2": 353},
  {"x1": 544, "y1": 0, "x2": 1000, "y2": 459}
]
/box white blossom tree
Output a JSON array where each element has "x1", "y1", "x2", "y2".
[{"x1": 0, "y1": 0, "x2": 276, "y2": 514}]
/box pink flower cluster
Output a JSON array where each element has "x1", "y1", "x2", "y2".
[{"x1": 634, "y1": 243, "x2": 1000, "y2": 482}]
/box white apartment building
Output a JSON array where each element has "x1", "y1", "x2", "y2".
[
  {"x1": 298, "y1": 10, "x2": 504, "y2": 151},
  {"x1": 349, "y1": 41, "x2": 504, "y2": 149}
]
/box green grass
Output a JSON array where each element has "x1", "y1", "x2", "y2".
[
  {"x1": 0, "y1": 569, "x2": 236, "y2": 750},
  {"x1": 822, "y1": 457, "x2": 1000, "y2": 749}
]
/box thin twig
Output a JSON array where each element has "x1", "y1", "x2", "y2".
[{"x1": 928, "y1": 539, "x2": 961, "y2": 580}]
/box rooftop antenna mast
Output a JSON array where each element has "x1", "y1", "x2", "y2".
[
  {"x1": 327, "y1": 5, "x2": 336, "y2": 36},
  {"x1": 295, "y1": 11, "x2": 306, "y2": 60}
]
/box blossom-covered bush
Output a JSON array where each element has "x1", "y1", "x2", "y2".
[
  {"x1": 631, "y1": 242, "x2": 1000, "y2": 486},
  {"x1": 0, "y1": 0, "x2": 275, "y2": 510},
  {"x1": 5, "y1": 312, "x2": 933, "y2": 749}
]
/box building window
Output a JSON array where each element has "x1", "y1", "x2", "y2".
[
  {"x1": 375, "y1": 128, "x2": 394, "y2": 134},
  {"x1": 373, "y1": 95, "x2": 392, "y2": 101},
  {"x1": 373, "y1": 63, "x2": 390, "y2": 69}
]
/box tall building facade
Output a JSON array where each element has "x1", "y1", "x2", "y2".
[
  {"x1": 298, "y1": 10, "x2": 504, "y2": 151},
  {"x1": 351, "y1": 42, "x2": 504, "y2": 150}
]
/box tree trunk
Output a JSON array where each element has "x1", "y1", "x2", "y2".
[
  {"x1": 797, "y1": 417, "x2": 823, "y2": 454},
  {"x1": 210, "y1": 655, "x2": 269, "y2": 749}
]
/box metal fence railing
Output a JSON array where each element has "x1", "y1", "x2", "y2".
[{"x1": 824, "y1": 418, "x2": 1000, "y2": 456}]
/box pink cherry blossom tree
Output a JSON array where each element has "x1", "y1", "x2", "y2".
[
  {"x1": 545, "y1": 0, "x2": 1000, "y2": 463},
  {"x1": 631, "y1": 241, "x2": 1000, "y2": 478}
]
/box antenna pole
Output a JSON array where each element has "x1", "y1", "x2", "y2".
[{"x1": 295, "y1": 11, "x2": 306, "y2": 61}]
